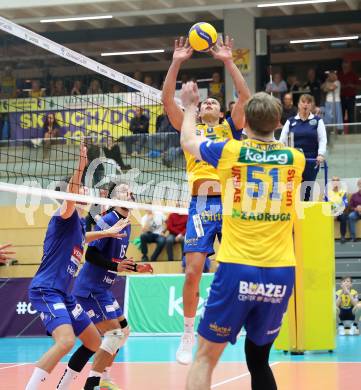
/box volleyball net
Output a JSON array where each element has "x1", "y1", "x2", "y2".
[{"x1": 0, "y1": 16, "x2": 188, "y2": 214}]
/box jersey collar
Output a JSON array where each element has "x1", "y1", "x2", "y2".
[{"x1": 295, "y1": 113, "x2": 314, "y2": 120}]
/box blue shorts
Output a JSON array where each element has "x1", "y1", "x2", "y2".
[
  {"x1": 75, "y1": 291, "x2": 123, "y2": 325},
  {"x1": 198, "y1": 263, "x2": 295, "y2": 346},
  {"x1": 184, "y1": 196, "x2": 222, "y2": 255},
  {"x1": 29, "y1": 288, "x2": 92, "y2": 336}
]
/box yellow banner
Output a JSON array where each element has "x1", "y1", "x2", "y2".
[{"x1": 232, "y1": 48, "x2": 251, "y2": 73}]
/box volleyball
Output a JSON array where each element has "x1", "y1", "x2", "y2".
[{"x1": 188, "y1": 22, "x2": 218, "y2": 52}]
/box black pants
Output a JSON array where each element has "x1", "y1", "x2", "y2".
[
  {"x1": 302, "y1": 159, "x2": 319, "y2": 202},
  {"x1": 337, "y1": 213, "x2": 348, "y2": 238},
  {"x1": 341, "y1": 96, "x2": 355, "y2": 124},
  {"x1": 165, "y1": 234, "x2": 184, "y2": 261},
  {"x1": 140, "y1": 232, "x2": 166, "y2": 261}
]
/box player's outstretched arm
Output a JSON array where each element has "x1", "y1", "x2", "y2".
[
  {"x1": 59, "y1": 140, "x2": 88, "y2": 219},
  {"x1": 210, "y1": 35, "x2": 251, "y2": 129},
  {"x1": 85, "y1": 217, "x2": 130, "y2": 243},
  {"x1": 162, "y1": 37, "x2": 193, "y2": 131},
  {"x1": 180, "y1": 82, "x2": 206, "y2": 160}
]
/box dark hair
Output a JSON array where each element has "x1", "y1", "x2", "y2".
[
  {"x1": 43, "y1": 112, "x2": 59, "y2": 131},
  {"x1": 341, "y1": 276, "x2": 352, "y2": 282}
]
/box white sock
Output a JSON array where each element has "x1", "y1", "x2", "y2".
[
  {"x1": 88, "y1": 370, "x2": 102, "y2": 378},
  {"x1": 101, "y1": 367, "x2": 112, "y2": 381},
  {"x1": 25, "y1": 367, "x2": 49, "y2": 390},
  {"x1": 56, "y1": 367, "x2": 78, "y2": 389},
  {"x1": 184, "y1": 317, "x2": 195, "y2": 334}
]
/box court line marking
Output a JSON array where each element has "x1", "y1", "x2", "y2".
[
  {"x1": 0, "y1": 363, "x2": 30, "y2": 370},
  {"x1": 211, "y1": 362, "x2": 280, "y2": 388}
]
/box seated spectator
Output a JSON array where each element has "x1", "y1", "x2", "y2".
[
  {"x1": 43, "y1": 113, "x2": 61, "y2": 159},
  {"x1": 0, "y1": 66, "x2": 17, "y2": 99},
  {"x1": 125, "y1": 107, "x2": 149, "y2": 156},
  {"x1": 70, "y1": 79, "x2": 85, "y2": 96},
  {"x1": 281, "y1": 93, "x2": 297, "y2": 125},
  {"x1": 322, "y1": 71, "x2": 343, "y2": 132},
  {"x1": 87, "y1": 79, "x2": 103, "y2": 94},
  {"x1": 225, "y1": 101, "x2": 235, "y2": 119},
  {"x1": 103, "y1": 137, "x2": 131, "y2": 171},
  {"x1": 329, "y1": 176, "x2": 349, "y2": 243},
  {"x1": 165, "y1": 213, "x2": 187, "y2": 261},
  {"x1": 266, "y1": 72, "x2": 287, "y2": 99},
  {"x1": 208, "y1": 72, "x2": 225, "y2": 107},
  {"x1": 286, "y1": 74, "x2": 300, "y2": 105},
  {"x1": 29, "y1": 80, "x2": 45, "y2": 98},
  {"x1": 336, "y1": 276, "x2": 361, "y2": 335},
  {"x1": 140, "y1": 210, "x2": 166, "y2": 262},
  {"x1": 349, "y1": 179, "x2": 361, "y2": 242},
  {"x1": 155, "y1": 108, "x2": 179, "y2": 153},
  {"x1": 303, "y1": 68, "x2": 321, "y2": 107},
  {"x1": 51, "y1": 79, "x2": 67, "y2": 96}
]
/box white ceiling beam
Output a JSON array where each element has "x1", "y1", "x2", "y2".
[
  {"x1": 344, "y1": 0, "x2": 359, "y2": 10},
  {"x1": 312, "y1": 4, "x2": 326, "y2": 12},
  {"x1": 278, "y1": 5, "x2": 294, "y2": 15},
  {"x1": 0, "y1": 0, "x2": 129, "y2": 10}
]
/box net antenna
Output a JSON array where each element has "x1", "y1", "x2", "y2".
[{"x1": 0, "y1": 16, "x2": 187, "y2": 215}]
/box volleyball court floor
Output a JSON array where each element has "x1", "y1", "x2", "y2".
[{"x1": 0, "y1": 335, "x2": 360, "y2": 389}]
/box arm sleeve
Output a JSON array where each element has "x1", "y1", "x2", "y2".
[
  {"x1": 85, "y1": 246, "x2": 118, "y2": 272},
  {"x1": 225, "y1": 117, "x2": 242, "y2": 140},
  {"x1": 279, "y1": 121, "x2": 290, "y2": 145},
  {"x1": 199, "y1": 140, "x2": 227, "y2": 168},
  {"x1": 317, "y1": 119, "x2": 327, "y2": 156}
]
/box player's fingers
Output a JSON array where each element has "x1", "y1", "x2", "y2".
[
  {"x1": 218, "y1": 34, "x2": 224, "y2": 45},
  {"x1": 174, "y1": 39, "x2": 178, "y2": 49},
  {"x1": 179, "y1": 36, "x2": 184, "y2": 47},
  {"x1": 229, "y1": 38, "x2": 234, "y2": 49},
  {"x1": 0, "y1": 251, "x2": 15, "y2": 255},
  {"x1": 0, "y1": 244, "x2": 12, "y2": 250},
  {"x1": 185, "y1": 38, "x2": 190, "y2": 48}
]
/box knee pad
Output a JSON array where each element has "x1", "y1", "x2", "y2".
[{"x1": 100, "y1": 328, "x2": 124, "y2": 356}]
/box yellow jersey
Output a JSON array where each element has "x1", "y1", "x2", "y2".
[
  {"x1": 328, "y1": 190, "x2": 348, "y2": 216},
  {"x1": 199, "y1": 138, "x2": 305, "y2": 267},
  {"x1": 336, "y1": 289, "x2": 358, "y2": 309},
  {"x1": 184, "y1": 118, "x2": 240, "y2": 186}
]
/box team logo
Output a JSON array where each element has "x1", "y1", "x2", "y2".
[
  {"x1": 309, "y1": 119, "x2": 317, "y2": 126},
  {"x1": 239, "y1": 148, "x2": 293, "y2": 165}
]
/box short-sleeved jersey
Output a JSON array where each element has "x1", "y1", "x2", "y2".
[
  {"x1": 73, "y1": 210, "x2": 130, "y2": 297},
  {"x1": 336, "y1": 289, "x2": 358, "y2": 309},
  {"x1": 184, "y1": 118, "x2": 241, "y2": 186},
  {"x1": 200, "y1": 138, "x2": 306, "y2": 267},
  {"x1": 30, "y1": 210, "x2": 85, "y2": 294}
]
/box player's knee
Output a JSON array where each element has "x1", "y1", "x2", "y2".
[
  {"x1": 100, "y1": 327, "x2": 124, "y2": 355},
  {"x1": 57, "y1": 334, "x2": 76, "y2": 353},
  {"x1": 185, "y1": 266, "x2": 202, "y2": 285}
]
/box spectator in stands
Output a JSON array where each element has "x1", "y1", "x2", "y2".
[
  {"x1": 281, "y1": 92, "x2": 298, "y2": 125},
  {"x1": 208, "y1": 71, "x2": 225, "y2": 107},
  {"x1": 133, "y1": 71, "x2": 143, "y2": 82},
  {"x1": 165, "y1": 212, "x2": 187, "y2": 261},
  {"x1": 0, "y1": 243, "x2": 15, "y2": 263},
  {"x1": 43, "y1": 113, "x2": 61, "y2": 159},
  {"x1": 51, "y1": 79, "x2": 67, "y2": 97},
  {"x1": 29, "y1": 80, "x2": 45, "y2": 98},
  {"x1": 336, "y1": 276, "x2": 361, "y2": 335},
  {"x1": 87, "y1": 79, "x2": 103, "y2": 94},
  {"x1": 266, "y1": 72, "x2": 287, "y2": 99},
  {"x1": 225, "y1": 101, "x2": 235, "y2": 119},
  {"x1": 0, "y1": 66, "x2": 17, "y2": 98},
  {"x1": 140, "y1": 210, "x2": 166, "y2": 262},
  {"x1": 322, "y1": 71, "x2": 343, "y2": 132},
  {"x1": 144, "y1": 74, "x2": 157, "y2": 88},
  {"x1": 155, "y1": 107, "x2": 179, "y2": 152},
  {"x1": 125, "y1": 107, "x2": 149, "y2": 156},
  {"x1": 70, "y1": 79, "x2": 85, "y2": 96},
  {"x1": 338, "y1": 60, "x2": 360, "y2": 125},
  {"x1": 303, "y1": 68, "x2": 321, "y2": 107},
  {"x1": 103, "y1": 137, "x2": 131, "y2": 171},
  {"x1": 111, "y1": 84, "x2": 124, "y2": 93},
  {"x1": 349, "y1": 179, "x2": 361, "y2": 242},
  {"x1": 280, "y1": 94, "x2": 327, "y2": 201},
  {"x1": 329, "y1": 176, "x2": 349, "y2": 244},
  {"x1": 286, "y1": 74, "x2": 300, "y2": 105}
]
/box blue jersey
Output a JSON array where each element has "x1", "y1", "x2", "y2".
[
  {"x1": 73, "y1": 210, "x2": 130, "y2": 297},
  {"x1": 30, "y1": 210, "x2": 85, "y2": 295}
]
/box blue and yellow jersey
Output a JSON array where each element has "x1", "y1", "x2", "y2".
[
  {"x1": 199, "y1": 138, "x2": 306, "y2": 267},
  {"x1": 184, "y1": 118, "x2": 241, "y2": 186},
  {"x1": 336, "y1": 289, "x2": 358, "y2": 309}
]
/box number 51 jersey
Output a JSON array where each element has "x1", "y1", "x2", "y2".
[
  {"x1": 73, "y1": 210, "x2": 130, "y2": 297},
  {"x1": 199, "y1": 138, "x2": 306, "y2": 268}
]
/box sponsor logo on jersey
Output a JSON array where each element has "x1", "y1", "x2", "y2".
[
  {"x1": 70, "y1": 246, "x2": 83, "y2": 266},
  {"x1": 103, "y1": 275, "x2": 115, "y2": 285},
  {"x1": 71, "y1": 303, "x2": 83, "y2": 319},
  {"x1": 53, "y1": 302, "x2": 66, "y2": 310},
  {"x1": 209, "y1": 322, "x2": 232, "y2": 337},
  {"x1": 238, "y1": 281, "x2": 288, "y2": 304},
  {"x1": 239, "y1": 148, "x2": 293, "y2": 165}
]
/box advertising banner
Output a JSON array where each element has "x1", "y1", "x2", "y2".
[
  {"x1": 0, "y1": 277, "x2": 126, "y2": 337},
  {"x1": 126, "y1": 274, "x2": 214, "y2": 334}
]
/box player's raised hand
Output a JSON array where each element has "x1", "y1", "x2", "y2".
[
  {"x1": 173, "y1": 37, "x2": 193, "y2": 63},
  {"x1": 105, "y1": 217, "x2": 130, "y2": 238},
  {"x1": 0, "y1": 243, "x2": 15, "y2": 263},
  {"x1": 180, "y1": 81, "x2": 200, "y2": 108},
  {"x1": 210, "y1": 35, "x2": 234, "y2": 63},
  {"x1": 78, "y1": 138, "x2": 88, "y2": 172}
]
